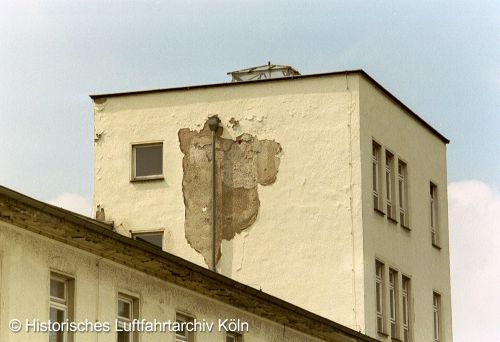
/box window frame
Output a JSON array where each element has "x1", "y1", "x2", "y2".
[
  {"x1": 397, "y1": 159, "x2": 409, "y2": 228},
  {"x1": 117, "y1": 293, "x2": 139, "y2": 342},
  {"x1": 433, "y1": 292, "x2": 442, "y2": 342},
  {"x1": 430, "y1": 182, "x2": 440, "y2": 247},
  {"x1": 131, "y1": 230, "x2": 164, "y2": 250},
  {"x1": 131, "y1": 141, "x2": 164, "y2": 182},
  {"x1": 375, "y1": 260, "x2": 386, "y2": 334},
  {"x1": 385, "y1": 150, "x2": 396, "y2": 221},
  {"x1": 175, "y1": 312, "x2": 195, "y2": 342},
  {"x1": 49, "y1": 272, "x2": 75, "y2": 342},
  {"x1": 402, "y1": 275, "x2": 411, "y2": 342},
  {"x1": 226, "y1": 331, "x2": 243, "y2": 342},
  {"x1": 389, "y1": 269, "x2": 399, "y2": 339},
  {"x1": 372, "y1": 141, "x2": 383, "y2": 213}
]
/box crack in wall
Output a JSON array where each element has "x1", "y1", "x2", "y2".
[{"x1": 178, "y1": 118, "x2": 281, "y2": 266}]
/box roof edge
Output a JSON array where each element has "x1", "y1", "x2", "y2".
[
  {"x1": 89, "y1": 69, "x2": 449, "y2": 144},
  {"x1": 89, "y1": 69, "x2": 363, "y2": 98}
]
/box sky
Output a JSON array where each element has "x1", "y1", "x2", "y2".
[{"x1": 0, "y1": 1, "x2": 499, "y2": 340}]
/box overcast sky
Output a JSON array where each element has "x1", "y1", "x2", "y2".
[{"x1": 1, "y1": 1, "x2": 499, "y2": 340}]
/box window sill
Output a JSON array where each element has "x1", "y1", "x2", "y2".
[
  {"x1": 401, "y1": 224, "x2": 411, "y2": 231},
  {"x1": 432, "y1": 243, "x2": 442, "y2": 250},
  {"x1": 391, "y1": 338, "x2": 403, "y2": 342},
  {"x1": 131, "y1": 176, "x2": 164, "y2": 183},
  {"x1": 377, "y1": 330, "x2": 389, "y2": 337},
  {"x1": 374, "y1": 207, "x2": 386, "y2": 216},
  {"x1": 388, "y1": 216, "x2": 398, "y2": 224}
]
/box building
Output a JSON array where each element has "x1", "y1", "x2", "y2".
[
  {"x1": 90, "y1": 68, "x2": 453, "y2": 342},
  {"x1": 0, "y1": 185, "x2": 377, "y2": 342}
]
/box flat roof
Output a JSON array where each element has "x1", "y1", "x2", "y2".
[
  {"x1": 90, "y1": 69, "x2": 449, "y2": 144},
  {"x1": 0, "y1": 184, "x2": 378, "y2": 342}
]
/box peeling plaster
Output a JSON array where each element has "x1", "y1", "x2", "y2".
[
  {"x1": 93, "y1": 97, "x2": 107, "y2": 112},
  {"x1": 178, "y1": 119, "x2": 281, "y2": 266}
]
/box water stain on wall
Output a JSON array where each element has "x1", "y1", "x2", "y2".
[{"x1": 178, "y1": 118, "x2": 281, "y2": 266}]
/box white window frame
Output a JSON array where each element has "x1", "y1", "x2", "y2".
[
  {"x1": 430, "y1": 183, "x2": 439, "y2": 246},
  {"x1": 375, "y1": 261, "x2": 385, "y2": 334},
  {"x1": 117, "y1": 294, "x2": 138, "y2": 342},
  {"x1": 372, "y1": 141, "x2": 382, "y2": 212},
  {"x1": 402, "y1": 276, "x2": 411, "y2": 342},
  {"x1": 433, "y1": 292, "x2": 441, "y2": 342},
  {"x1": 398, "y1": 160, "x2": 409, "y2": 227},
  {"x1": 175, "y1": 313, "x2": 195, "y2": 342},
  {"x1": 131, "y1": 230, "x2": 164, "y2": 249},
  {"x1": 385, "y1": 151, "x2": 396, "y2": 219},
  {"x1": 131, "y1": 142, "x2": 164, "y2": 181},
  {"x1": 49, "y1": 273, "x2": 74, "y2": 342},
  {"x1": 389, "y1": 269, "x2": 398, "y2": 338}
]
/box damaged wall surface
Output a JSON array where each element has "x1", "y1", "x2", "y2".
[{"x1": 179, "y1": 120, "x2": 281, "y2": 266}]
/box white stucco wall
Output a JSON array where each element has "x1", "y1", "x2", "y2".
[
  {"x1": 359, "y1": 77, "x2": 453, "y2": 341},
  {"x1": 93, "y1": 74, "x2": 366, "y2": 330},
  {"x1": 0, "y1": 221, "x2": 325, "y2": 342}
]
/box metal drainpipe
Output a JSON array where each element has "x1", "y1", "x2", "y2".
[{"x1": 207, "y1": 116, "x2": 220, "y2": 272}]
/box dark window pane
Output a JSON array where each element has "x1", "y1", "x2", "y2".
[
  {"x1": 49, "y1": 307, "x2": 65, "y2": 342},
  {"x1": 134, "y1": 233, "x2": 163, "y2": 249},
  {"x1": 49, "y1": 331, "x2": 64, "y2": 342},
  {"x1": 117, "y1": 330, "x2": 130, "y2": 342},
  {"x1": 50, "y1": 307, "x2": 65, "y2": 323},
  {"x1": 118, "y1": 300, "x2": 131, "y2": 319},
  {"x1": 135, "y1": 144, "x2": 162, "y2": 177},
  {"x1": 50, "y1": 279, "x2": 66, "y2": 300}
]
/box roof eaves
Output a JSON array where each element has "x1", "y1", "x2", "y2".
[
  {"x1": 0, "y1": 186, "x2": 113, "y2": 231},
  {"x1": 89, "y1": 69, "x2": 360, "y2": 99}
]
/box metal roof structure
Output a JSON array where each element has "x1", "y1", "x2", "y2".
[{"x1": 227, "y1": 62, "x2": 301, "y2": 82}]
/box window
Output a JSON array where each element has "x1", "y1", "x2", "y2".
[
  {"x1": 176, "y1": 313, "x2": 195, "y2": 342},
  {"x1": 398, "y1": 160, "x2": 409, "y2": 226},
  {"x1": 402, "y1": 276, "x2": 411, "y2": 342},
  {"x1": 430, "y1": 183, "x2": 439, "y2": 246},
  {"x1": 375, "y1": 261, "x2": 385, "y2": 333},
  {"x1": 117, "y1": 294, "x2": 139, "y2": 342},
  {"x1": 389, "y1": 269, "x2": 398, "y2": 338},
  {"x1": 226, "y1": 331, "x2": 243, "y2": 342},
  {"x1": 132, "y1": 143, "x2": 163, "y2": 180},
  {"x1": 372, "y1": 141, "x2": 383, "y2": 212},
  {"x1": 49, "y1": 273, "x2": 74, "y2": 342},
  {"x1": 385, "y1": 151, "x2": 396, "y2": 219},
  {"x1": 433, "y1": 292, "x2": 441, "y2": 342},
  {"x1": 132, "y1": 231, "x2": 163, "y2": 249}
]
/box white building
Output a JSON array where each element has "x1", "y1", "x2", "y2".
[
  {"x1": 0, "y1": 185, "x2": 377, "y2": 342},
  {"x1": 90, "y1": 67, "x2": 453, "y2": 342}
]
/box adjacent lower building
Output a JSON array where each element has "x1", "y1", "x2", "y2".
[
  {"x1": 90, "y1": 67, "x2": 453, "y2": 341},
  {"x1": 0, "y1": 185, "x2": 376, "y2": 342}
]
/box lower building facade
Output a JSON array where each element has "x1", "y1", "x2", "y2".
[{"x1": 0, "y1": 185, "x2": 376, "y2": 342}]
